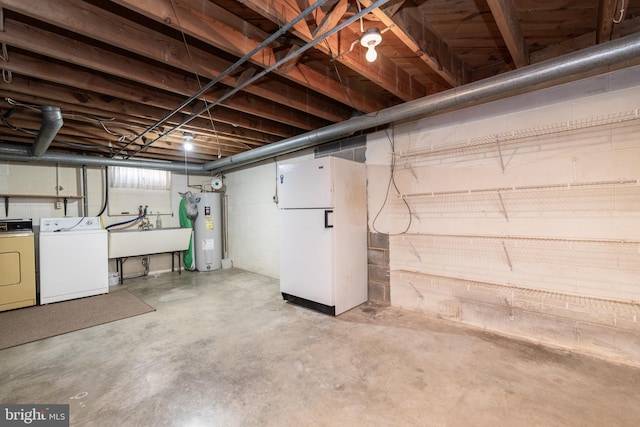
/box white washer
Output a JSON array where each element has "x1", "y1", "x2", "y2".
[{"x1": 39, "y1": 217, "x2": 108, "y2": 304}]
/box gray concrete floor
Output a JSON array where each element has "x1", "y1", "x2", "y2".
[{"x1": 1, "y1": 268, "x2": 639, "y2": 426}]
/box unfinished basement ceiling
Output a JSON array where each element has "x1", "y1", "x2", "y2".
[{"x1": 0, "y1": 0, "x2": 639, "y2": 164}]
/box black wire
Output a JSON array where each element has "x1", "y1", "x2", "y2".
[
  {"x1": 371, "y1": 124, "x2": 412, "y2": 235},
  {"x1": 2, "y1": 116, "x2": 111, "y2": 153},
  {"x1": 96, "y1": 166, "x2": 109, "y2": 217},
  {"x1": 324, "y1": 40, "x2": 359, "y2": 114}
]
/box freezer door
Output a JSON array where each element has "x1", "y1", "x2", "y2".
[
  {"x1": 278, "y1": 157, "x2": 333, "y2": 209},
  {"x1": 279, "y1": 209, "x2": 333, "y2": 306}
]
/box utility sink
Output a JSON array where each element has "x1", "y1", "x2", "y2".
[{"x1": 108, "y1": 227, "x2": 192, "y2": 258}]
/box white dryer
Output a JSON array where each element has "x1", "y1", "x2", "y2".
[{"x1": 39, "y1": 217, "x2": 108, "y2": 304}]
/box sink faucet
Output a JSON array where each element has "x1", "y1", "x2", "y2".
[{"x1": 138, "y1": 216, "x2": 153, "y2": 231}]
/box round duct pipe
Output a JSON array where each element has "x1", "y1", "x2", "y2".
[
  {"x1": 203, "y1": 32, "x2": 640, "y2": 174},
  {"x1": 0, "y1": 143, "x2": 209, "y2": 174},
  {"x1": 31, "y1": 106, "x2": 63, "y2": 157}
]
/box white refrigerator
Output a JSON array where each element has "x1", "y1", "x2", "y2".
[{"x1": 278, "y1": 156, "x2": 367, "y2": 315}]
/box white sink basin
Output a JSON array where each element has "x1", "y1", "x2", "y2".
[{"x1": 108, "y1": 227, "x2": 192, "y2": 258}]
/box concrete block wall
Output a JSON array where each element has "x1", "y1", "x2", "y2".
[
  {"x1": 314, "y1": 135, "x2": 366, "y2": 163},
  {"x1": 367, "y1": 232, "x2": 390, "y2": 304},
  {"x1": 223, "y1": 159, "x2": 282, "y2": 278},
  {"x1": 0, "y1": 163, "x2": 92, "y2": 219},
  {"x1": 366, "y1": 66, "x2": 640, "y2": 365}
]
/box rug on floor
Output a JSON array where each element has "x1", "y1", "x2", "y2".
[{"x1": 0, "y1": 290, "x2": 155, "y2": 350}]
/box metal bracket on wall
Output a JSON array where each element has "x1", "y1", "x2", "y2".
[
  {"x1": 501, "y1": 240, "x2": 513, "y2": 271},
  {"x1": 496, "y1": 137, "x2": 505, "y2": 173},
  {"x1": 405, "y1": 162, "x2": 418, "y2": 180},
  {"x1": 406, "y1": 238, "x2": 422, "y2": 262},
  {"x1": 402, "y1": 197, "x2": 420, "y2": 222},
  {"x1": 497, "y1": 191, "x2": 509, "y2": 222}
]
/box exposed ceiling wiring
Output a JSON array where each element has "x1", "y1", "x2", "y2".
[
  {"x1": 113, "y1": 0, "x2": 331, "y2": 160},
  {"x1": 126, "y1": 0, "x2": 392, "y2": 159},
  {"x1": 168, "y1": 0, "x2": 222, "y2": 159},
  {"x1": 613, "y1": 0, "x2": 625, "y2": 24},
  {"x1": 324, "y1": 40, "x2": 359, "y2": 114},
  {"x1": 0, "y1": 113, "x2": 112, "y2": 153},
  {"x1": 3, "y1": 98, "x2": 140, "y2": 148},
  {"x1": 330, "y1": 25, "x2": 394, "y2": 61}
]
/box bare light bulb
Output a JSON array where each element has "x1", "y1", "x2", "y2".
[
  {"x1": 183, "y1": 142, "x2": 193, "y2": 151},
  {"x1": 360, "y1": 28, "x2": 382, "y2": 63},
  {"x1": 365, "y1": 45, "x2": 378, "y2": 62}
]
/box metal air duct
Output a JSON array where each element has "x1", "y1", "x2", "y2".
[
  {"x1": 31, "y1": 106, "x2": 63, "y2": 157},
  {"x1": 203, "y1": 32, "x2": 640, "y2": 174},
  {"x1": 0, "y1": 143, "x2": 208, "y2": 174}
]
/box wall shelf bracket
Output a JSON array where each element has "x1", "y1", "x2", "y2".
[
  {"x1": 501, "y1": 240, "x2": 513, "y2": 271},
  {"x1": 496, "y1": 137, "x2": 506, "y2": 173},
  {"x1": 407, "y1": 239, "x2": 422, "y2": 262},
  {"x1": 497, "y1": 191, "x2": 509, "y2": 222},
  {"x1": 406, "y1": 162, "x2": 418, "y2": 180}
]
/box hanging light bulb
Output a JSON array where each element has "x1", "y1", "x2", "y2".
[
  {"x1": 365, "y1": 45, "x2": 378, "y2": 62},
  {"x1": 360, "y1": 28, "x2": 382, "y2": 63},
  {"x1": 182, "y1": 132, "x2": 193, "y2": 151}
]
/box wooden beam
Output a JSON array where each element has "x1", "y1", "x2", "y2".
[
  {"x1": 390, "y1": 4, "x2": 470, "y2": 86},
  {"x1": 0, "y1": 51, "x2": 295, "y2": 142},
  {"x1": 486, "y1": 0, "x2": 529, "y2": 68},
  {"x1": 110, "y1": 0, "x2": 386, "y2": 113},
  {"x1": 238, "y1": 0, "x2": 427, "y2": 102},
  {"x1": 0, "y1": 74, "x2": 276, "y2": 147},
  {"x1": 613, "y1": 15, "x2": 640, "y2": 39},
  {"x1": 313, "y1": 0, "x2": 349, "y2": 38},
  {"x1": 0, "y1": 0, "x2": 351, "y2": 124},
  {"x1": 530, "y1": 32, "x2": 595, "y2": 64},
  {"x1": 0, "y1": 18, "x2": 326, "y2": 134},
  {"x1": 0, "y1": 112, "x2": 240, "y2": 160},
  {"x1": 0, "y1": 93, "x2": 250, "y2": 159},
  {"x1": 597, "y1": 0, "x2": 617, "y2": 44},
  {"x1": 274, "y1": 42, "x2": 304, "y2": 75}
]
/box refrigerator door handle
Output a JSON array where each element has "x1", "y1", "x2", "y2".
[{"x1": 324, "y1": 210, "x2": 334, "y2": 228}]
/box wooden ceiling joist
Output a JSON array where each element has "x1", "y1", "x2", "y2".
[
  {"x1": 109, "y1": 0, "x2": 385, "y2": 113},
  {"x1": 235, "y1": 0, "x2": 425, "y2": 103},
  {"x1": 487, "y1": 0, "x2": 530, "y2": 68},
  {"x1": 598, "y1": 0, "x2": 618, "y2": 44},
  {"x1": 1, "y1": 0, "x2": 639, "y2": 164},
  {"x1": 361, "y1": 0, "x2": 469, "y2": 87},
  {"x1": 0, "y1": 51, "x2": 293, "y2": 141},
  {"x1": 0, "y1": 18, "x2": 325, "y2": 134},
  {"x1": 0, "y1": 0, "x2": 349, "y2": 125}
]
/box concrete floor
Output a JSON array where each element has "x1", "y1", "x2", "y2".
[{"x1": 1, "y1": 268, "x2": 639, "y2": 426}]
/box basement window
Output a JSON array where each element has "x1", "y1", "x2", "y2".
[
  {"x1": 108, "y1": 166, "x2": 172, "y2": 216},
  {"x1": 109, "y1": 166, "x2": 170, "y2": 190}
]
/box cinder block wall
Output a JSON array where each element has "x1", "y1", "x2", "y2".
[
  {"x1": 367, "y1": 232, "x2": 390, "y2": 304},
  {"x1": 366, "y1": 67, "x2": 640, "y2": 365},
  {"x1": 0, "y1": 164, "x2": 193, "y2": 277}
]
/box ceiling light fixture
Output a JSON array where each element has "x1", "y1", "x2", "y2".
[
  {"x1": 182, "y1": 132, "x2": 193, "y2": 151},
  {"x1": 360, "y1": 28, "x2": 382, "y2": 63}
]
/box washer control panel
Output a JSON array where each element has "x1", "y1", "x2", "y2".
[{"x1": 40, "y1": 217, "x2": 102, "y2": 232}]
